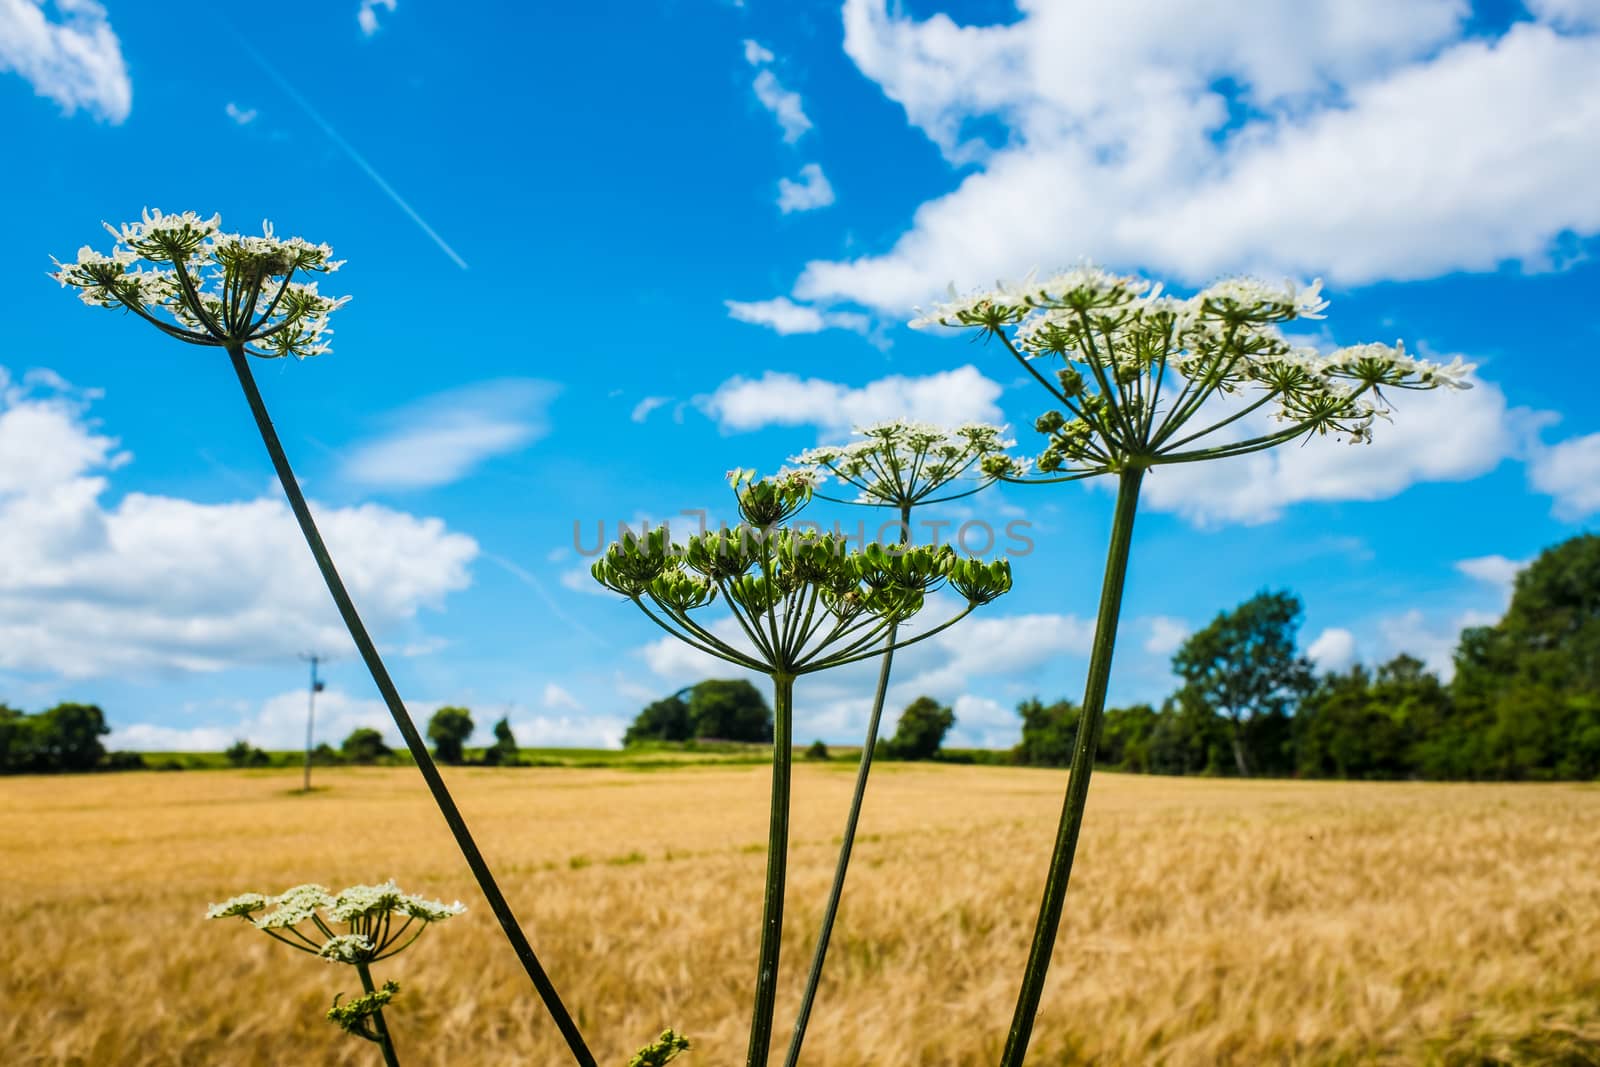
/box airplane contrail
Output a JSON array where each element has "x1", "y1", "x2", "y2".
[
  {"x1": 481, "y1": 552, "x2": 612, "y2": 649},
  {"x1": 227, "y1": 29, "x2": 470, "y2": 271}
]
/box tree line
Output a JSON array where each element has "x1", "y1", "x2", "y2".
[
  {"x1": 1016, "y1": 533, "x2": 1600, "y2": 781},
  {"x1": 8, "y1": 534, "x2": 1594, "y2": 779}
]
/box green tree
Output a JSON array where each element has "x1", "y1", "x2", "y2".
[
  {"x1": 31, "y1": 703, "x2": 110, "y2": 772},
  {"x1": 885, "y1": 696, "x2": 955, "y2": 760},
  {"x1": 623, "y1": 691, "x2": 692, "y2": 745},
  {"x1": 1013, "y1": 697, "x2": 1080, "y2": 766},
  {"x1": 687, "y1": 679, "x2": 773, "y2": 742},
  {"x1": 0, "y1": 704, "x2": 35, "y2": 773},
  {"x1": 1171, "y1": 590, "x2": 1315, "y2": 777},
  {"x1": 225, "y1": 739, "x2": 270, "y2": 768},
  {"x1": 1099, "y1": 704, "x2": 1158, "y2": 772},
  {"x1": 1453, "y1": 534, "x2": 1600, "y2": 780},
  {"x1": 340, "y1": 727, "x2": 392, "y2": 765},
  {"x1": 483, "y1": 717, "x2": 519, "y2": 766},
  {"x1": 427, "y1": 706, "x2": 474, "y2": 765}
]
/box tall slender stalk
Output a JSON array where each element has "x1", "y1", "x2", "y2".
[
  {"x1": 782, "y1": 502, "x2": 910, "y2": 1067},
  {"x1": 1000, "y1": 466, "x2": 1144, "y2": 1067},
  {"x1": 746, "y1": 673, "x2": 796, "y2": 1067},
  {"x1": 354, "y1": 961, "x2": 403, "y2": 1067},
  {"x1": 226, "y1": 346, "x2": 596, "y2": 1067}
]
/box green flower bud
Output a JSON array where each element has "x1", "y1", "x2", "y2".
[
  {"x1": 948, "y1": 558, "x2": 1012, "y2": 605},
  {"x1": 1034, "y1": 410, "x2": 1066, "y2": 434}
]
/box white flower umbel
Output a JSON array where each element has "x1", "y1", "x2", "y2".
[
  {"x1": 54, "y1": 210, "x2": 594, "y2": 1065},
  {"x1": 915, "y1": 265, "x2": 1474, "y2": 1067},
  {"x1": 777, "y1": 417, "x2": 1019, "y2": 1067},
  {"x1": 52, "y1": 209, "x2": 346, "y2": 360},
  {"x1": 592, "y1": 475, "x2": 1012, "y2": 1067},
  {"x1": 207, "y1": 880, "x2": 465, "y2": 1065},
  {"x1": 792, "y1": 419, "x2": 1019, "y2": 508}
]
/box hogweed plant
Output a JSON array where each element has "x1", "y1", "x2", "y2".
[
  {"x1": 206, "y1": 881, "x2": 465, "y2": 1067},
  {"x1": 780, "y1": 420, "x2": 1013, "y2": 1066},
  {"x1": 913, "y1": 265, "x2": 1473, "y2": 1065},
  {"x1": 51, "y1": 211, "x2": 596, "y2": 1066},
  {"x1": 592, "y1": 470, "x2": 1012, "y2": 1067}
]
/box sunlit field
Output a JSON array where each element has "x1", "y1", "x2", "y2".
[{"x1": 4, "y1": 763, "x2": 1598, "y2": 1065}]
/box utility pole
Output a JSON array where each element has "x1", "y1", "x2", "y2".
[{"x1": 300, "y1": 653, "x2": 325, "y2": 792}]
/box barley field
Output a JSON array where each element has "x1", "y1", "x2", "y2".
[{"x1": 3, "y1": 763, "x2": 1598, "y2": 1065}]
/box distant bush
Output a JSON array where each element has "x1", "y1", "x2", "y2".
[
  {"x1": 804, "y1": 739, "x2": 830, "y2": 761},
  {"x1": 225, "y1": 740, "x2": 270, "y2": 768},
  {"x1": 482, "y1": 717, "x2": 519, "y2": 766},
  {"x1": 340, "y1": 727, "x2": 392, "y2": 765},
  {"x1": 427, "y1": 707, "x2": 474, "y2": 765}
]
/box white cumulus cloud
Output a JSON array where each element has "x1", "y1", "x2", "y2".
[
  {"x1": 1134, "y1": 372, "x2": 1527, "y2": 526},
  {"x1": 1455, "y1": 554, "x2": 1527, "y2": 604},
  {"x1": 777, "y1": 163, "x2": 835, "y2": 214},
  {"x1": 357, "y1": 0, "x2": 395, "y2": 36},
  {"x1": 0, "y1": 0, "x2": 131, "y2": 122},
  {"x1": 698, "y1": 364, "x2": 1003, "y2": 435},
  {"x1": 1529, "y1": 431, "x2": 1600, "y2": 520},
  {"x1": 1307, "y1": 627, "x2": 1358, "y2": 672},
  {"x1": 765, "y1": 2, "x2": 1600, "y2": 316},
  {"x1": 0, "y1": 368, "x2": 477, "y2": 680}
]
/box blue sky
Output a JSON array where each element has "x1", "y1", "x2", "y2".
[{"x1": 1, "y1": 0, "x2": 1597, "y2": 750}]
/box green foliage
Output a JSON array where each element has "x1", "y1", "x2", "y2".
[
  {"x1": 1450, "y1": 534, "x2": 1600, "y2": 780},
  {"x1": 627, "y1": 681, "x2": 773, "y2": 745},
  {"x1": 482, "y1": 717, "x2": 519, "y2": 766},
  {"x1": 426, "y1": 706, "x2": 474, "y2": 765},
  {"x1": 1013, "y1": 697, "x2": 1081, "y2": 766},
  {"x1": 689, "y1": 679, "x2": 772, "y2": 742},
  {"x1": 804, "y1": 739, "x2": 831, "y2": 761},
  {"x1": 885, "y1": 696, "x2": 955, "y2": 760},
  {"x1": 225, "y1": 739, "x2": 270, "y2": 768},
  {"x1": 624, "y1": 693, "x2": 692, "y2": 745},
  {"x1": 0, "y1": 703, "x2": 123, "y2": 775},
  {"x1": 1171, "y1": 589, "x2": 1314, "y2": 777},
  {"x1": 340, "y1": 728, "x2": 392, "y2": 765},
  {"x1": 629, "y1": 1028, "x2": 691, "y2": 1067}
]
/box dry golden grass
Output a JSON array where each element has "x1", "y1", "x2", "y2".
[{"x1": 3, "y1": 763, "x2": 1598, "y2": 1065}]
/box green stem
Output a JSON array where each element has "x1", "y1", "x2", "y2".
[
  {"x1": 999, "y1": 465, "x2": 1144, "y2": 1067},
  {"x1": 746, "y1": 673, "x2": 795, "y2": 1067},
  {"x1": 782, "y1": 617, "x2": 899, "y2": 1067},
  {"x1": 355, "y1": 962, "x2": 402, "y2": 1067},
  {"x1": 225, "y1": 347, "x2": 596, "y2": 1067}
]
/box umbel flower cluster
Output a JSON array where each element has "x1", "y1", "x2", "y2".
[
  {"x1": 207, "y1": 881, "x2": 463, "y2": 1047},
  {"x1": 913, "y1": 266, "x2": 1472, "y2": 478},
  {"x1": 207, "y1": 880, "x2": 464, "y2": 965},
  {"x1": 794, "y1": 420, "x2": 1020, "y2": 507},
  {"x1": 592, "y1": 470, "x2": 1012, "y2": 1067},
  {"x1": 50, "y1": 208, "x2": 347, "y2": 359},
  {"x1": 591, "y1": 472, "x2": 1012, "y2": 676}
]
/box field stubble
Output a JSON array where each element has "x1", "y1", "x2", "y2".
[{"x1": 2, "y1": 764, "x2": 1597, "y2": 1065}]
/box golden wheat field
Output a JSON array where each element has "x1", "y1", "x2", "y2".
[{"x1": 3, "y1": 763, "x2": 1599, "y2": 1066}]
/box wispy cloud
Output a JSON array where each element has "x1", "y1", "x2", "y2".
[
  {"x1": 724, "y1": 296, "x2": 867, "y2": 335},
  {"x1": 227, "y1": 25, "x2": 468, "y2": 270},
  {"x1": 631, "y1": 396, "x2": 670, "y2": 423},
  {"x1": 341, "y1": 380, "x2": 558, "y2": 490},
  {"x1": 357, "y1": 0, "x2": 396, "y2": 36},
  {"x1": 224, "y1": 101, "x2": 257, "y2": 125},
  {"x1": 777, "y1": 162, "x2": 835, "y2": 214},
  {"x1": 0, "y1": 0, "x2": 131, "y2": 122},
  {"x1": 743, "y1": 38, "x2": 811, "y2": 142}
]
